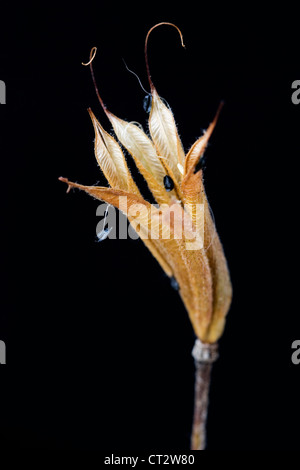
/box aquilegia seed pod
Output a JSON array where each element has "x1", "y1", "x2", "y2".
[{"x1": 59, "y1": 22, "x2": 232, "y2": 344}]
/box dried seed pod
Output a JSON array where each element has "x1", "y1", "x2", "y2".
[{"x1": 59, "y1": 23, "x2": 232, "y2": 343}]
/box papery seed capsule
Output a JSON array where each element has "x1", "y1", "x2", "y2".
[
  {"x1": 163, "y1": 175, "x2": 174, "y2": 191},
  {"x1": 143, "y1": 94, "x2": 152, "y2": 113}
]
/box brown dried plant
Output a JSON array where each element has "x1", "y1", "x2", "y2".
[{"x1": 59, "y1": 22, "x2": 232, "y2": 449}]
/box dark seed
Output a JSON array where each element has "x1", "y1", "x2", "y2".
[
  {"x1": 194, "y1": 154, "x2": 206, "y2": 173},
  {"x1": 163, "y1": 175, "x2": 174, "y2": 192},
  {"x1": 143, "y1": 94, "x2": 152, "y2": 113},
  {"x1": 170, "y1": 276, "x2": 179, "y2": 291}
]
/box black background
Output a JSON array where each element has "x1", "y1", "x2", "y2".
[{"x1": 0, "y1": 2, "x2": 299, "y2": 450}]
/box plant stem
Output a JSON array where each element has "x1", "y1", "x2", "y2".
[{"x1": 191, "y1": 339, "x2": 218, "y2": 450}]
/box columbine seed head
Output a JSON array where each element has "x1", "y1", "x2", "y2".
[{"x1": 59, "y1": 23, "x2": 232, "y2": 343}]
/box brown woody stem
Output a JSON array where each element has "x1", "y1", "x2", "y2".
[{"x1": 191, "y1": 339, "x2": 218, "y2": 450}]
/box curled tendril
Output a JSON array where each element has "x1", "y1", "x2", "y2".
[
  {"x1": 144, "y1": 22, "x2": 185, "y2": 90},
  {"x1": 82, "y1": 47, "x2": 97, "y2": 66},
  {"x1": 82, "y1": 46, "x2": 107, "y2": 110},
  {"x1": 82, "y1": 24, "x2": 185, "y2": 112}
]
